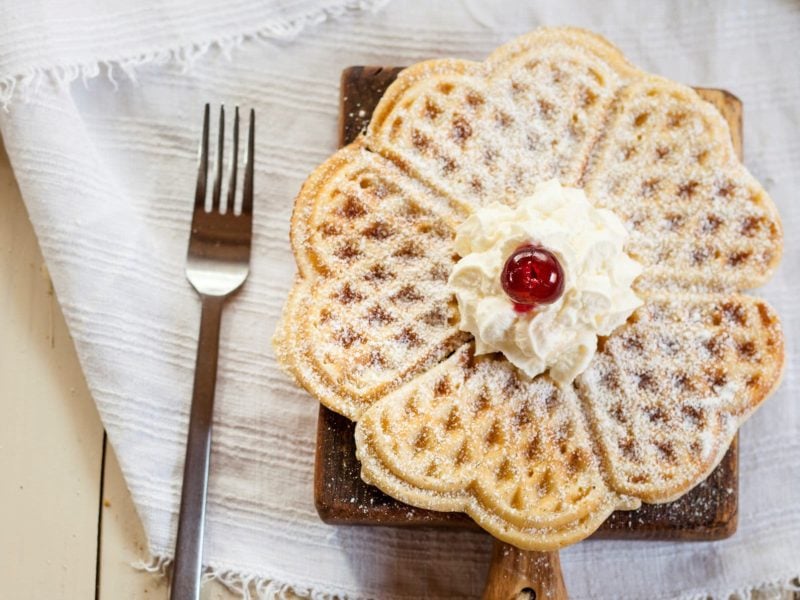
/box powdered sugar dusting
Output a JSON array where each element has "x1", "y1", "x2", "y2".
[
  {"x1": 576, "y1": 294, "x2": 782, "y2": 503},
  {"x1": 274, "y1": 27, "x2": 784, "y2": 549},
  {"x1": 356, "y1": 344, "x2": 636, "y2": 549}
]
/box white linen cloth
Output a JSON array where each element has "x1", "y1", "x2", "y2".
[{"x1": 1, "y1": 0, "x2": 799, "y2": 597}]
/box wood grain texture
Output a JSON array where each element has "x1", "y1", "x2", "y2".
[
  {"x1": 98, "y1": 440, "x2": 172, "y2": 600},
  {"x1": 314, "y1": 67, "x2": 742, "y2": 541},
  {"x1": 0, "y1": 137, "x2": 105, "y2": 599},
  {"x1": 0, "y1": 134, "x2": 244, "y2": 600},
  {"x1": 98, "y1": 440, "x2": 245, "y2": 600},
  {"x1": 482, "y1": 542, "x2": 566, "y2": 600}
]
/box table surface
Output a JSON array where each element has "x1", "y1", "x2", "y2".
[
  {"x1": 0, "y1": 133, "x2": 795, "y2": 599},
  {"x1": 0, "y1": 136, "x2": 239, "y2": 600}
]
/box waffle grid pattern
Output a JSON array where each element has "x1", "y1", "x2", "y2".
[{"x1": 274, "y1": 27, "x2": 784, "y2": 549}]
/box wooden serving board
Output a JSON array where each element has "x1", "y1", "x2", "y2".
[{"x1": 315, "y1": 66, "x2": 743, "y2": 541}]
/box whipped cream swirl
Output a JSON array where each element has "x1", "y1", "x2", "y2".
[{"x1": 448, "y1": 179, "x2": 643, "y2": 384}]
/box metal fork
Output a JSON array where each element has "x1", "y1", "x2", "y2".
[{"x1": 170, "y1": 104, "x2": 254, "y2": 600}]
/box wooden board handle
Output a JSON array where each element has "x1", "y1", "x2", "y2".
[{"x1": 482, "y1": 541, "x2": 567, "y2": 600}]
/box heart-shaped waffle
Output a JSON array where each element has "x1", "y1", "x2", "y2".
[{"x1": 274, "y1": 27, "x2": 784, "y2": 549}]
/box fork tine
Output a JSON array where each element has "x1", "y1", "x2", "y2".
[
  {"x1": 211, "y1": 105, "x2": 225, "y2": 212},
  {"x1": 241, "y1": 109, "x2": 255, "y2": 216},
  {"x1": 227, "y1": 106, "x2": 240, "y2": 214},
  {"x1": 194, "y1": 104, "x2": 210, "y2": 210}
]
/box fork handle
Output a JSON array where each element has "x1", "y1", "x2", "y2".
[{"x1": 170, "y1": 294, "x2": 225, "y2": 600}]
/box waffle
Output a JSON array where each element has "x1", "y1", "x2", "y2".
[
  {"x1": 356, "y1": 291, "x2": 782, "y2": 548},
  {"x1": 274, "y1": 27, "x2": 784, "y2": 549},
  {"x1": 583, "y1": 79, "x2": 782, "y2": 292},
  {"x1": 577, "y1": 293, "x2": 783, "y2": 504},
  {"x1": 368, "y1": 28, "x2": 638, "y2": 206},
  {"x1": 274, "y1": 143, "x2": 470, "y2": 419},
  {"x1": 356, "y1": 344, "x2": 639, "y2": 550}
]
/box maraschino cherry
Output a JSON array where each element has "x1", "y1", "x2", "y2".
[{"x1": 501, "y1": 244, "x2": 564, "y2": 313}]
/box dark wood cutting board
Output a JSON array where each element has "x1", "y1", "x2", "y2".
[{"x1": 315, "y1": 66, "x2": 742, "y2": 541}]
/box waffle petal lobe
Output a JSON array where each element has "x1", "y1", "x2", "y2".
[
  {"x1": 583, "y1": 79, "x2": 782, "y2": 292},
  {"x1": 276, "y1": 143, "x2": 469, "y2": 419},
  {"x1": 576, "y1": 294, "x2": 784, "y2": 503},
  {"x1": 367, "y1": 29, "x2": 634, "y2": 209},
  {"x1": 356, "y1": 345, "x2": 638, "y2": 551}
]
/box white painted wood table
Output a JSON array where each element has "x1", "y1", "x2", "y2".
[
  {"x1": 0, "y1": 133, "x2": 795, "y2": 599},
  {"x1": 0, "y1": 137, "x2": 237, "y2": 600}
]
